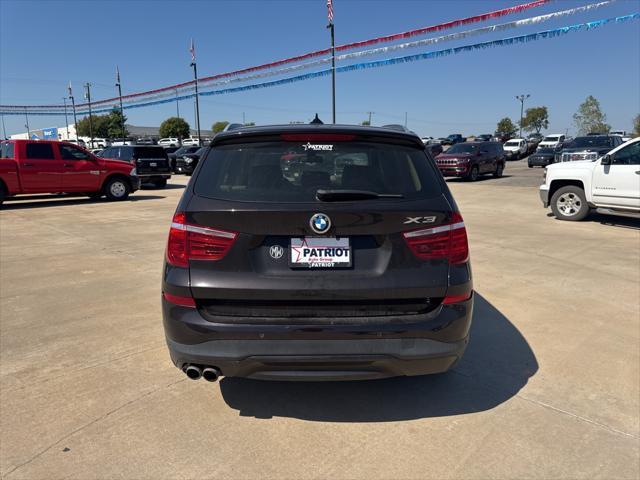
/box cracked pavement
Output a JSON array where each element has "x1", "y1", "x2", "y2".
[{"x1": 1, "y1": 162, "x2": 639, "y2": 479}]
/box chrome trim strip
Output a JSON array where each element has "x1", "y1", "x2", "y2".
[
  {"x1": 185, "y1": 224, "x2": 236, "y2": 239},
  {"x1": 403, "y1": 221, "x2": 465, "y2": 238}
]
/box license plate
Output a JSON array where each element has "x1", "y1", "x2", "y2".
[{"x1": 290, "y1": 237, "x2": 351, "y2": 268}]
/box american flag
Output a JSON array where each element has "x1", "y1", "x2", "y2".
[
  {"x1": 189, "y1": 39, "x2": 196, "y2": 64},
  {"x1": 327, "y1": 0, "x2": 333, "y2": 24}
]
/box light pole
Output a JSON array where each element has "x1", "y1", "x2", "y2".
[
  {"x1": 63, "y1": 97, "x2": 70, "y2": 139},
  {"x1": 327, "y1": 11, "x2": 336, "y2": 123},
  {"x1": 1, "y1": 113, "x2": 6, "y2": 140},
  {"x1": 516, "y1": 94, "x2": 530, "y2": 138},
  {"x1": 68, "y1": 82, "x2": 79, "y2": 141},
  {"x1": 24, "y1": 108, "x2": 30, "y2": 138},
  {"x1": 366, "y1": 111, "x2": 374, "y2": 125},
  {"x1": 84, "y1": 83, "x2": 94, "y2": 147},
  {"x1": 190, "y1": 39, "x2": 202, "y2": 146},
  {"x1": 175, "y1": 88, "x2": 180, "y2": 118},
  {"x1": 115, "y1": 67, "x2": 125, "y2": 144}
]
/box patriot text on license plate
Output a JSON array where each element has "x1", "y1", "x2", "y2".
[{"x1": 290, "y1": 237, "x2": 351, "y2": 268}]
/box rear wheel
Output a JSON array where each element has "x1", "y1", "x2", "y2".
[
  {"x1": 550, "y1": 186, "x2": 589, "y2": 221},
  {"x1": 104, "y1": 177, "x2": 130, "y2": 201},
  {"x1": 493, "y1": 163, "x2": 504, "y2": 178},
  {"x1": 464, "y1": 165, "x2": 479, "y2": 182},
  {"x1": 153, "y1": 178, "x2": 167, "y2": 189}
]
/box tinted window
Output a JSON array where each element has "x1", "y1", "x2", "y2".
[
  {"x1": 447, "y1": 143, "x2": 478, "y2": 154},
  {"x1": 543, "y1": 136, "x2": 561, "y2": 142},
  {"x1": 132, "y1": 147, "x2": 167, "y2": 159},
  {"x1": 566, "y1": 137, "x2": 612, "y2": 148},
  {"x1": 59, "y1": 144, "x2": 90, "y2": 160},
  {"x1": 26, "y1": 143, "x2": 54, "y2": 159},
  {"x1": 120, "y1": 147, "x2": 134, "y2": 160},
  {"x1": 613, "y1": 142, "x2": 640, "y2": 165},
  {"x1": 195, "y1": 141, "x2": 442, "y2": 203},
  {"x1": 0, "y1": 142, "x2": 14, "y2": 159}
]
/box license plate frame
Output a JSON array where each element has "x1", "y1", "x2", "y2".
[{"x1": 289, "y1": 237, "x2": 351, "y2": 269}]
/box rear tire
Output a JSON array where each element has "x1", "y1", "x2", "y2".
[
  {"x1": 104, "y1": 177, "x2": 130, "y2": 201},
  {"x1": 550, "y1": 186, "x2": 589, "y2": 221},
  {"x1": 153, "y1": 178, "x2": 167, "y2": 189},
  {"x1": 493, "y1": 163, "x2": 504, "y2": 178},
  {"x1": 464, "y1": 166, "x2": 479, "y2": 182}
]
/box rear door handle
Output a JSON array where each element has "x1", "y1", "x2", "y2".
[
  {"x1": 23, "y1": 162, "x2": 35, "y2": 167},
  {"x1": 64, "y1": 163, "x2": 74, "y2": 168}
]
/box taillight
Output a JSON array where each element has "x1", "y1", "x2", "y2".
[
  {"x1": 166, "y1": 212, "x2": 237, "y2": 267},
  {"x1": 163, "y1": 292, "x2": 196, "y2": 308},
  {"x1": 280, "y1": 133, "x2": 356, "y2": 142},
  {"x1": 403, "y1": 212, "x2": 469, "y2": 264}
]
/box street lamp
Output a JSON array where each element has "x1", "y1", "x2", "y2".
[{"x1": 516, "y1": 94, "x2": 530, "y2": 138}]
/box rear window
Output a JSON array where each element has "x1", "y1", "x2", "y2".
[
  {"x1": 0, "y1": 142, "x2": 14, "y2": 159},
  {"x1": 194, "y1": 141, "x2": 442, "y2": 203},
  {"x1": 543, "y1": 136, "x2": 560, "y2": 142},
  {"x1": 447, "y1": 143, "x2": 478, "y2": 154},
  {"x1": 133, "y1": 147, "x2": 167, "y2": 159},
  {"x1": 26, "y1": 143, "x2": 54, "y2": 159}
]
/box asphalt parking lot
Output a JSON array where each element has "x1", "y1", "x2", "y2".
[{"x1": 1, "y1": 158, "x2": 639, "y2": 479}]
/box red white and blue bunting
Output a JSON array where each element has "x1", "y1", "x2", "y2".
[{"x1": 1, "y1": 9, "x2": 637, "y2": 116}]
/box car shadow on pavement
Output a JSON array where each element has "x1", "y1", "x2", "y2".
[
  {"x1": 545, "y1": 212, "x2": 640, "y2": 230},
  {"x1": 446, "y1": 175, "x2": 512, "y2": 183},
  {"x1": 218, "y1": 293, "x2": 538, "y2": 421},
  {"x1": 1, "y1": 194, "x2": 164, "y2": 210}
]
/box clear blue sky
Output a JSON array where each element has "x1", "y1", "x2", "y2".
[{"x1": 1, "y1": 0, "x2": 639, "y2": 138}]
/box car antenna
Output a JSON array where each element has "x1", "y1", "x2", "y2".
[{"x1": 310, "y1": 114, "x2": 323, "y2": 125}]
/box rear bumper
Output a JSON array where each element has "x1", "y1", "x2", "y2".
[
  {"x1": 166, "y1": 336, "x2": 467, "y2": 381},
  {"x1": 162, "y1": 295, "x2": 473, "y2": 381}
]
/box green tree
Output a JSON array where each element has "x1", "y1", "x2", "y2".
[
  {"x1": 159, "y1": 117, "x2": 190, "y2": 139},
  {"x1": 76, "y1": 114, "x2": 110, "y2": 138},
  {"x1": 212, "y1": 121, "x2": 229, "y2": 133},
  {"x1": 520, "y1": 106, "x2": 549, "y2": 134},
  {"x1": 106, "y1": 108, "x2": 128, "y2": 139},
  {"x1": 361, "y1": 120, "x2": 371, "y2": 126},
  {"x1": 633, "y1": 114, "x2": 640, "y2": 137},
  {"x1": 495, "y1": 117, "x2": 517, "y2": 140},
  {"x1": 573, "y1": 95, "x2": 611, "y2": 135}
]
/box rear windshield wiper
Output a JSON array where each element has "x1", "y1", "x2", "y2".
[{"x1": 316, "y1": 189, "x2": 404, "y2": 201}]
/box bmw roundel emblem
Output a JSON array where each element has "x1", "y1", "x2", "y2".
[{"x1": 310, "y1": 213, "x2": 331, "y2": 234}]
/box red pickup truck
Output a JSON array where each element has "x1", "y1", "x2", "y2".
[{"x1": 0, "y1": 139, "x2": 140, "y2": 206}]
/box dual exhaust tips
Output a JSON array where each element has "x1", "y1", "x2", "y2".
[{"x1": 184, "y1": 365, "x2": 221, "y2": 382}]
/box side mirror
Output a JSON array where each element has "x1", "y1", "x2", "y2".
[{"x1": 601, "y1": 154, "x2": 612, "y2": 165}]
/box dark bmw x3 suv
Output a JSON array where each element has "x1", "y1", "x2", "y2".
[{"x1": 161, "y1": 124, "x2": 473, "y2": 382}]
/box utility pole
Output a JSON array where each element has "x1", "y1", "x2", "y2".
[
  {"x1": 1, "y1": 113, "x2": 7, "y2": 139},
  {"x1": 367, "y1": 111, "x2": 374, "y2": 125},
  {"x1": 115, "y1": 67, "x2": 125, "y2": 145},
  {"x1": 63, "y1": 97, "x2": 70, "y2": 140},
  {"x1": 189, "y1": 39, "x2": 202, "y2": 146},
  {"x1": 84, "y1": 83, "x2": 94, "y2": 146},
  {"x1": 516, "y1": 94, "x2": 530, "y2": 138},
  {"x1": 24, "y1": 108, "x2": 30, "y2": 138},
  {"x1": 242, "y1": 112, "x2": 245, "y2": 125},
  {"x1": 175, "y1": 88, "x2": 180, "y2": 118},
  {"x1": 68, "y1": 82, "x2": 79, "y2": 141},
  {"x1": 327, "y1": 15, "x2": 336, "y2": 124},
  {"x1": 404, "y1": 112, "x2": 408, "y2": 128}
]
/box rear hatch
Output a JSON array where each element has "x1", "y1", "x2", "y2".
[
  {"x1": 176, "y1": 132, "x2": 466, "y2": 322},
  {"x1": 133, "y1": 147, "x2": 171, "y2": 175}
]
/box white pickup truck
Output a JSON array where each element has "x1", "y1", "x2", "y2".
[{"x1": 539, "y1": 137, "x2": 640, "y2": 220}]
